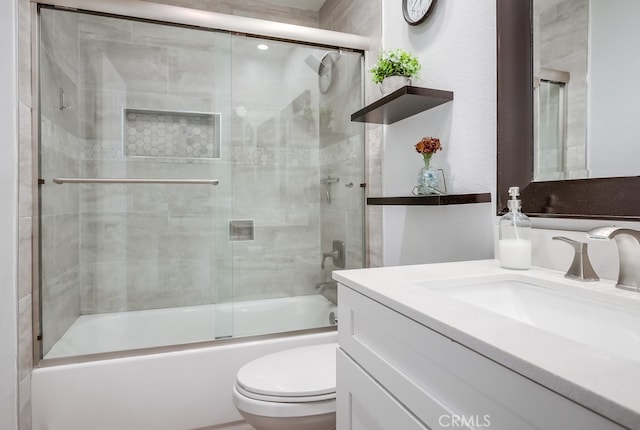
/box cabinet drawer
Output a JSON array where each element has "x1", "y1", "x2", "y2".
[
  {"x1": 338, "y1": 285, "x2": 623, "y2": 430},
  {"x1": 337, "y1": 348, "x2": 428, "y2": 430}
]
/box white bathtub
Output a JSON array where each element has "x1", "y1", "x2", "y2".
[
  {"x1": 45, "y1": 294, "x2": 337, "y2": 359},
  {"x1": 32, "y1": 295, "x2": 338, "y2": 430}
]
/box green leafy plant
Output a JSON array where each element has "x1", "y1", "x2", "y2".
[{"x1": 370, "y1": 49, "x2": 421, "y2": 84}]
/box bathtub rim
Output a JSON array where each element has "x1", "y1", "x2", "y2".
[{"x1": 38, "y1": 325, "x2": 337, "y2": 367}]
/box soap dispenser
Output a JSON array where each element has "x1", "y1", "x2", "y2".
[{"x1": 499, "y1": 186, "x2": 532, "y2": 269}]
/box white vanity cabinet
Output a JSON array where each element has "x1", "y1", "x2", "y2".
[{"x1": 336, "y1": 284, "x2": 624, "y2": 430}]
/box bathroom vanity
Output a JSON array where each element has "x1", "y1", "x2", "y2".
[{"x1": 334, "y1": 260, "x2": 640, "y2": 430}]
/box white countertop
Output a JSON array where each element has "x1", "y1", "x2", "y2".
[{"x1": 333, "y1": 260, "x2": 640, "y2": 430}]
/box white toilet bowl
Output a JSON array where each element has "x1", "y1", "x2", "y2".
[{"x1": 232, "y1": 343, "x2": 337, "y2": 430}]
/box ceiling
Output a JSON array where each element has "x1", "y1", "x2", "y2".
[{"x1": 262, "y1": 0, "x2": 327, "y2": 11}]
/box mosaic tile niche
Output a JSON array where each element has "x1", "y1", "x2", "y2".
[{"x1": 123, "y1": 108, "x2": 221, "y2": 159}]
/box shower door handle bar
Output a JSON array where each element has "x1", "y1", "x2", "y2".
[{"x1": 52, "y1": 178, "x2": 219, "y2": 185}]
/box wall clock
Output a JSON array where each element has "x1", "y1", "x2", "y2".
[{"x1": 402, "y1": 0, "x2": 437, "y2": 26}]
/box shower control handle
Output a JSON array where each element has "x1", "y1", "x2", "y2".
[{"x1": 321, "y1": 240, "x2": 345, "y2": 269}]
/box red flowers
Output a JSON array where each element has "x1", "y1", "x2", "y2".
[{"x1": 415, "y1": 137, "x2": 442, "y2": 155}]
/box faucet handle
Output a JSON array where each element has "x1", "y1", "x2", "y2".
[
  {"x1": 552, "y1": 236, "x2": 599, "y2": 282},
  {"x1": 321, "y1": 240, "x2": 345, "y2": 270}
]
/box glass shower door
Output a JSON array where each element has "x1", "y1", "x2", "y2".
[
  {"x1": 227, "y1": 35, "x2": 365, "y2": 337},
  {"x1": 38, "y1": 6, "x2": 366, "y2": 359},
  {"x1": 38, "y1": 7, "x2": 234, "y2": 358}
]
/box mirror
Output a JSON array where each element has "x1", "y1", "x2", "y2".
[
  {"x1": 497, "y1": 0, "x2": 640, "y2": 220},
  {"x1": 534, "y1": 0, "x2": 640, "y2": 181}
]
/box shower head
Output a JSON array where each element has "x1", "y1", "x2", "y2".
[
  {"x1": 304, "y1": 55, "x2": 322, "y2": 74},
  {"x1": 304, "y1": 50, "x2": 342, "y2": 75}
]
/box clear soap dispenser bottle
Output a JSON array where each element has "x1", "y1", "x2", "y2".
[{"x1": 499, "y1": 186, "x2": 532, "y2": 269}]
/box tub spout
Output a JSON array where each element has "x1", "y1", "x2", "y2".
[
  {"x1": 315, "y1": 281, "x2": 337, "y2": 305},
  {"x1": 315, "y1": 281, "x2": 337, "y2": 293},
  {"x1": 587, "y1": 227, "x2": 640, "y2": 291}
]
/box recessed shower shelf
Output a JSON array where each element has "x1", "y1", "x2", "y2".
[
  {"x1": 367, "y1": 193, "x2": 491, "y2": 206},
  {"x1": 351, "y1": 86, "x2": 454, "y2": 124}
]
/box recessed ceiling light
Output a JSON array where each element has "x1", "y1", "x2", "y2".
[{"x1": 257, "y1": 44, "x2": 269, "y2": 51}]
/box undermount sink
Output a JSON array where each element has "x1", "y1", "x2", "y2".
[{"x1": 415, "y1": 274, "x2": 640, "y2": 362}]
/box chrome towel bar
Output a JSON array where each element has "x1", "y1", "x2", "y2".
[{"x1": 52, "y1": 178, "x2": 219, "y2": 185}]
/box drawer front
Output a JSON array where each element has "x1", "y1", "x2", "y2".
[
  {"x1": 337, "y1": 348, "x2": 428, "y2": 430},
  {"x1": 338, "y1": 285, "x2": 623, "y2": 430}
]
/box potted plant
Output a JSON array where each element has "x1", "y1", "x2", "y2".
[{"x1": 370, "y1": 48, "x2": 421, "y2": 95}]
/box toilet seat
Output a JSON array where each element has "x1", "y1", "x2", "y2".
[
  {"x1": 232, "y1": 385, "x2": 336, "y2": 418},
  {"x1": 235, "y1": 343, "x2": 337, "y2": 403},
  {"x1": 235, "y1": 383, "x2": 335, "y2": 402}
]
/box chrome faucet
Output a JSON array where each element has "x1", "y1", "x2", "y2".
[{"x1": 587, "y1": 227, "x2": 640, "y2": 291}]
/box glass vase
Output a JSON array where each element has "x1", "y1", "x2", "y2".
[{"x1": 415, "y1": 154, "x2": 442, "y2": 195}]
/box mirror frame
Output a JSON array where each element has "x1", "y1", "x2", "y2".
[{"x1": 496, "y1": 0, "x2": 640, "y2": 220}]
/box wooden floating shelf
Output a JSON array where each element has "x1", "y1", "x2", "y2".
[
  {"x1": 351, "y1": 86, "x2": 454, "y2": 124},
  {"x1": 367, "y1": 193, "x2": 491, "y2": 206}
]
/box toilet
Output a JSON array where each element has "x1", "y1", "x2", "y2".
[{"x1": 232, "y1": 343, "x2": 337, "y2": 430}]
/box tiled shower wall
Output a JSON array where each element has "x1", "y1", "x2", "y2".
[
  {"x1": 226, "y1": 40, "x2": 323, "y2": 300},
  {"x1": 72, "y1": 15, "x2": 355, "y2": 307},
  {"x1": 146, "y1": 0, "x2": 384, "y2": 270},
  {"x1": 74, "y1": 13, "x2": 231, "y2": 315},
  {"x1": 320, "y1": 0, "x2": 382, "y2": 268},
  {"x1": 39, "y1": 8, "x2": 82, "y2": 357},
  {"x1": 317, "y1": 51, "x2": 365, "y2": 280}
]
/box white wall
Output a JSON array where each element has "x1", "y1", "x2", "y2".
[
  {"x1": 0, "y1": 0, "x2": 19, "y2": 428},
  {"x1": 381, "y1": 0, "x2": 496, "y2": 266},
  {"x1": 587, "y1": 0, "x2": 640, "y2": 178}
]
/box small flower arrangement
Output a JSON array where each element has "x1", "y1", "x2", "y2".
[
  {"x1": 370, "y1": 49, "x2": 422, "y2": 84},
  {"x1": 415, "y1": 136, "x2": 442, "y2": 164},
  {"x1": 413, "y1": 137, "x2": 445, "y2": 195}
]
